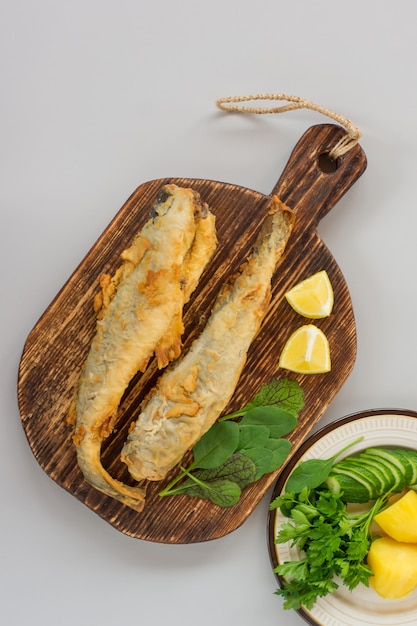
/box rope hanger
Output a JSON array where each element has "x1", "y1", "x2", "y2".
[{"x1": 215, "y1": 93, "x2": 362, "y2": 160}]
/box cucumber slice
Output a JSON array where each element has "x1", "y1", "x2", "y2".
[
  {"x1": 327, "y1": 467, "x2": 375, "y2": 501},
  {"x1": 325, "y1": 472, "x2": 372, "y2": 503},
  {"x1": 332, "y1": 461, "x2": 382, "y2": 495},
  {"x1": 356, "y1": 452, "x2": 400, "y2": 490},
  {"x1": 341, "y1": 457, "x2": 388, "y2": 493},
  {"x1": 389, "y1": 448, "x2": 417, "y2": 484},
  {"x1": 354, "y1": 453, "x2": 395, "y2": 486},
  {"x1": 363, "y1": 448, "x2": 408, "y2": 491}
]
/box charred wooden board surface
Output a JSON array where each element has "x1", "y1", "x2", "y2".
[{"x1": 17, "y1": 124, "x2": 367, "y2": 543}]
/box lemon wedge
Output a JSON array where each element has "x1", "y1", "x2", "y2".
[
  {"x1": 285, "y1": 270, "x2": 334, "y2": 318},
  {"x1": 279, "y1": 324, "x2": 331, "y2": 374}
]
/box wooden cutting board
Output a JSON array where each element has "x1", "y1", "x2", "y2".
[{"x1": 17, "y1": 124, "x2": 367, "y2": 543}]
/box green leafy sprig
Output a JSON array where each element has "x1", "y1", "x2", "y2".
[
  {"x1": 284, "y1": 436, "x2": 364, "y2": 493},
  {"x1": 270, "y1": 487, "x2": 389, "y2": 611},
  {"x1": 159, "y1": 378, "x2": 304, "y2": 507},
  {"x1": 269, "y1": 440, "x2": 390, "y2": 611}
]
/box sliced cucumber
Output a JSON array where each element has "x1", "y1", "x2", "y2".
[
  {"x1": 363, "y1": 448, "x2": 409, "y2": 490},
  {"x1": 326, "y1": 466, "x2": 377, "y2": 501},
  {"x1": 323, "y1": 446, "x2": 417, "y2": 503},
  {"x1": 351, "y1": 454, "x2": 395, "y2": 488},
  {"x1": 389, "y1": 448, "x2": 417, "y2": 484},
  {"x1": 325, "y1": 472, "x2": 372, "y2": 503},
  {"x1": 331, "y1": 461, "x2": 382, "y2": 493},
  {"x1": 357, "y1": 452, "x2": 405, "y2": 493},
  {"x1": 398, "y1": 448, "x2": 417, "y2": 478},
  {"x1": 337, "y1": 457, "x2": 388, "y2": 493}
]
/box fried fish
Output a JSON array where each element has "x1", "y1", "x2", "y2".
[
  {"x1": 70, "y1": 184, "x2": 217, "y2": 511},
  {"x1": 121, "y1": 197, "x2": 293, "y2": 485}
]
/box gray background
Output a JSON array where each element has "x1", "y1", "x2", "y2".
[{"x1": 2, "y1": 1, "x2": 417, "y2": 625}]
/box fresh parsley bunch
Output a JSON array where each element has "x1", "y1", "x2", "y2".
[
  {"x1": 159, "y1": 378, "x2": 304, "y2": 507},
  {"x1": 270, "y1": 452, "x2": 389, "y2": 611}
]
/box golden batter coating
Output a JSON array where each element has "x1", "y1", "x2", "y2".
[
  {"x1": 121, "y1": 197, "x2": 293, "y2": 486},
  {"x1": 70, "y1": 185, "x2": 217, "y2": 511}
]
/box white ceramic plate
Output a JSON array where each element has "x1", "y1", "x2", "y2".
[{"x1": 268, "y1": 409, "x2": 417, "y2": 626}]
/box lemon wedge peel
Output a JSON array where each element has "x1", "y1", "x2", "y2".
[
  {"x1": 278, "y1": 324, "x2": 331, "y2": 375},
  {"x1": 284, "y1": 270, "x2": 334, "y2": 319}
]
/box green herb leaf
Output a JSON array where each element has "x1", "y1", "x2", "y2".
[
  {"x1": 285, "y1": 458, "x2": 335, "y2": 493},
  {"x1": 240, "y1": 447, "x2": 274, "y2": 480},
  {"x1": 315, "y1": 490, "x2": 344, "y2": 517},
  {"x1": 219, "y1": 378, "x2": 304, "y2": 420},
  {"x1": 341, "y1": 560, "x2": 373, "y2": 590},
  {"x1": 241, "y1": 439, "x2": 292, "y2": 480},
  {"x1": 284, "y1": 437, "x2": 364, "y2": 493},
  {"x1": 192, "y1": 452, "x2": 257, "y2": 488},
  {"x1": 275, "y1": 520, "x2": 311, "y2": 543},
  {"x1": 264, "y1": 438, "x2": 292, "y2": 470},
  {"x1": 237, "y1": 425, "x2": 270, "y2": 451},
  {"x1": 178, "y1": 478, "x2": 242, "y2": 507},
  {"x1": 244, "y1": 378, "x2": 305, "y2": 416},
  {"x1": 240, "y1": 406, "x2": 297, "y2": 438},
  {"x1": 159, "y1": 453, "x2": 257, "y2": 501},
  {"x1": 192, "y1": 421, "x2": 239, "y2": 469},
  {"x1": 274, "y1": 558, "x2": 309, "y2": 581}
]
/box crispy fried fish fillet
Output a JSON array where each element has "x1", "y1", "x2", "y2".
[
  {"x1": 120, "y1": 197, "x2": 293, "y2": 484},
  {"x1": 70, "y1": 184, "x2": 217, "y2": 511}
]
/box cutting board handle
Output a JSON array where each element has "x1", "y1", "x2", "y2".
[{"x1": 271, "y1": 124, "x2": 367, "y2": 228}]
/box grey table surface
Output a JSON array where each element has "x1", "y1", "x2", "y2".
[{"x1": 2, "y1": 1, "x2": 417, "y2": 625}]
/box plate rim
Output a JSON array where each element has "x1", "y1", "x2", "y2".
[{"x1": 267, "y1": 407, "x2": 417, "y2": 626}]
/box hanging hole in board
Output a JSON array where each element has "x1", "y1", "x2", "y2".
[{"x1": 318, "y1": 152, "x2": 339, "y2": 173}]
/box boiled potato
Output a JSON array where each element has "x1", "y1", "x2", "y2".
[
  {"x1": 374, "y1": 490, "x2": 417, "y2": 542},
  {"x1": 367, "y1": 536, "x2": 417, "y2": 599}
]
